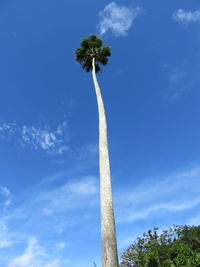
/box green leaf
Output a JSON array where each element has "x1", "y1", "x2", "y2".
[{"x1": 75, "y1": 35, "x2": 111, "y2": 73}]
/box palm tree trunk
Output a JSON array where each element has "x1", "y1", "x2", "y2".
[{"x1": 92, "y1": 58, "x2": 119, "y2": 267}]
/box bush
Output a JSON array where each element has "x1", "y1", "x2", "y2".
[{"x1": 120, "y1": 225, "x2": 200, "y2": 267}]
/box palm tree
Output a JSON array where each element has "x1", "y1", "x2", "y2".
[{"x1": 75, "y1": 35, "x2": 119, "y2": 267}]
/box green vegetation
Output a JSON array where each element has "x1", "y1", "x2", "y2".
[
  {"x1": 75, "y1": 34, "x2": 111, "y2": 72},
  {"x1": 120, "y1": 225, "x2": 200, "y2": 267}
]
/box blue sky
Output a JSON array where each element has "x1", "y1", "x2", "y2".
[{"x1": 0, "y1": 0, "x2": 200, "y2": 266}]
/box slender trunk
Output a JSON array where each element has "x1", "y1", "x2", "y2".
[{"x1": 92, "y1": 58, "x2": 119, "y2": 267}]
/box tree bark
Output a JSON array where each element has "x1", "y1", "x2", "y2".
[{"x1": 92, "y1": 58, "x2": 119, "y2": 267}]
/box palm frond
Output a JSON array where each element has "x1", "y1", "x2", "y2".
[{"x1": 75, "y1": 35, "x2": 111, "y2": 73}]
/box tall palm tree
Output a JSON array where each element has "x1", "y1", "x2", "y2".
[{"x1": 75, "y1": 35, "x2": 119, "y2": 267}]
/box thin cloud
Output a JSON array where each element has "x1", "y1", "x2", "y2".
[
  {"x1": 0, "y1": 122, "x2": 17, "y2": 140},
  {"x1": 35, "y1": 176, "x2": 99, "y2": 216},
  {"x1": 0, "y1": 121, "x2": 68, "y2": 155},
  {"x1": 75, "y1": 143, "x2": 98, "y2": 160},
  {"x1": 0, "y1": 175, "x2": 99, "y2": 265},
  {"x1": 188, "y1": 213, "x2": 200, "y2": 225},
  {"x1": 166, "y1": 60, "x2": 200, "y2": 99},
  {"x1": 55, "y1": 242, "x2": 67, "y2": 251},
  {"x1": 0, "y1": 221, "x2": 13, "y2": 248},
  {"x1": 115, "y1": 166, "x2": 200, "y2": 223},
  {"x1": 9, "y1": 237, "x2": 70, "y2": 267},
  {"x1": 5, "y1": 175, "x2": 99, "y2": 235},
  {"x1": 2, "y1": 163, "x2": 200, "y2": 264},
  {"x1": 98, "y1": 2, "x2": 143, "y2": 36},
  {"x1": 173, "y1": 9, "x2": 200, "y2": 24},
  {"x1": 0, "y1": 185, "x2": 12, "y2": 210},
  {"x1": 67, "y1": 177, "x2": 98, "y2": 196},
  {"x1": 123, "y1": 199, "x2": 200, "y2": 223}
]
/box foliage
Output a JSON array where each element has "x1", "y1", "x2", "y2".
[
  {"x1": 75, "y1": 34, "x2": 111, "y2": 73},
  {"x1": 120, "y1": 225, "x2": 200, "y2": 267}
]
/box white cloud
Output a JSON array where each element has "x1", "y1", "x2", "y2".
[
  {"x1": 115, "y1": 166, "x2": 200, "y2": 223},
  {"x1": 98, "y1": 2, "x2": 143, "y2": 36},
  {"x1": 166, "y1": 60, "x2": 200, "y2": 99},
  {"x1": 37, "y1": 176, "x2": 99, "y2": 216},
  {"x1": 1, "y1": 175, "x2": 97, "y2": 265},
  {"x1": 0, "y1": 185, "x2": 12, "y2": 209},
  {"x1": 9, "y1": 237, "x2": 40, "y2": 267},
  {"x1": 0, "y1": 221, "x2": 13, "y2": 248},
  {"x1": 0, "y1": 239, "x2": 12, "y2": 248},
  {"x1": 75, "y1": 143, "x2": 98, "y2": 160},
  {"x1": 123, "y1": 199, "x2": 200, "y2": 223},
  {"x1": 4, "y1": 175, "x2": 99, "y2": 237},
  {"x1": 55, "y1": 242, "x2": 66, "y2": 251},
  {"x1": 9, "y1": 237, "x2": 70, "y2": 267},
  {"x1": 173, "y1": 9, "x2": 200, "y2": 23},
  {"x1": 67, "y1": 177, "x2": 98, "y2": 196},
  {"x1": 188, "y1": 213, "x2": 200, "y2": 225},
  {"x1": 0, "y1": 121, "x2": 68, "y2": 155},
  {"x1": 3, "y1": 163, "x2": 200, "y2": 265},
  {"x1": 0, "y1": 188, "x2": 13, "y2": 249},
  {"x1": 0, "y1": 122, "x2": 17, "y2": 141}
]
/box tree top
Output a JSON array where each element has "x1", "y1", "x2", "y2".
[{"x1": 75, "y1": 34, "x2": 111, "y2": 73}]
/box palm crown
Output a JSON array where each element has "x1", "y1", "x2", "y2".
[{"x1": 75, "y1": 35, "x2": 111, "y2": 73}]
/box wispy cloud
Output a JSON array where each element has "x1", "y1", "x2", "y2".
[
  {"x1": 75, "y1": 143, "x2": 98, "y2": 160},
  {"x1": 0, "y1": 121, "x2": 68, "y2": 155},
  {"x1": 0, "y1": 122, "x2": 17, "y2": 140},
  {"x1": 173, "y1": 9, "x2": 200, "y2": 24},
  {"x1": 0, "y1": 221, "x2": 13, "y2": 248},
  {"x1": 115, "y1": 166, "x2": 200, "y2": 223},
  {"x1": 98, "y1": 2, "x2": 143, "y2": 36},
  {"x1": 2, "y1": 163, "x2": 200, "y2": 265},
  {"x1": 9, "y1": 237, "x2": 70, "y2": 267},
  {"x1": 0, "y1": 185, "x2": 12, "y2": 210},
  {"x1": 166, "y1": 60, "x2": 200, "y2": 99},
  {"x1": 0, "y1": 175, "x2": 98, "y2": 265},
  {"x1": 36, "y1": 176, "x2": 99, "y2": 216},
  {"x1": 188, "y1": 213, "x2": 200, "y2": 225},
  {"x1": 66, "y1": 177, "x2": 98, "y2": 196},
  {"x1": 5, "y1": 175, "x2": 99, "y2": 236},
  {"x1": 55, "y1": 242, "x2": 68, "y2": 251}
]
